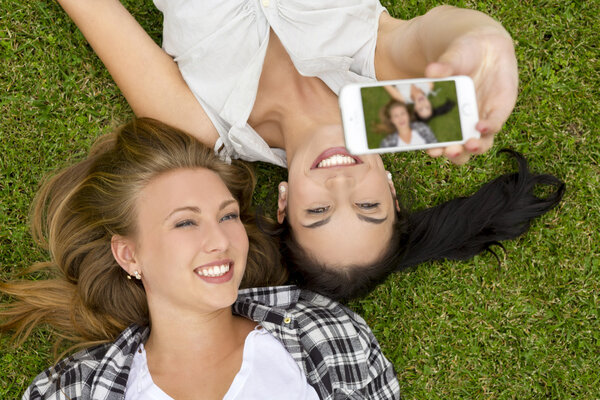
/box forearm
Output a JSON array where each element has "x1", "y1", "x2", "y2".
[
  {"x1": 378, "y1": 5, "x2": 511, "y2": 78},
  {"x1": 56, "y1": 0, "x2": 218, "y2": 145}
]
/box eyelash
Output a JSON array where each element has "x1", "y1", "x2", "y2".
[
  {"x1": 307, "y1": 203, "x2": 380, "y2": 214},
  {"x1": 175, "y1": 219, "x2": 196, "y2": 228},
  {"x1": 307, "y1": 206, "x2": 330, "y2": 214},
  {"x1": 220, "y1": 212, "x2": 240, "y2": 222},
  {"x1": 357, "y1": 202, "x2": 380, "y2": 210},
  {"x1": 174, "y1": 213, "x2": 239, "y2": 228}
]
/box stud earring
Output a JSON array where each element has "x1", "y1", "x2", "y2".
[
  {"x1": 134, "y1": 270, "x2": 142, "y2": 280},
  {"x1": 279, "y1": 185, "x2": 286, "y2": 194},
  {"x1": 386, "y1": 172, "x2": 393, "y2": 181}
]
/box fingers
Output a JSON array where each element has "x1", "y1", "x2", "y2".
[
  {"x1": 426, "y1": 147, "x2": 444, "y2": 158},
  {"x1": 425, "y1": 135, "x2": 496, "y2": 164},
  {"x1": 424, "y1": 61, "x2": 455, "y2": 78},
  {"x1": 426, "y1": 144, "x2": 472, "y2": 165}
]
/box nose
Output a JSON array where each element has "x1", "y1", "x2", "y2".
[
  {"x1": 201, "y1": 221, "x2": 230, "y2": 253},
  {"x1": 324, "y1": 172, "x2": 356, "y2": 190}
]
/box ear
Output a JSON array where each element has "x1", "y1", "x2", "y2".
[
  {"x1": 386, "y1": 171, "x2": 401, "y2": 212},
  {"x1": 277, "y1": 182, "x2": 288, "y2": 224},
  {"x1": 111, "y1": 235, "x2": 140, "y2": 275}
]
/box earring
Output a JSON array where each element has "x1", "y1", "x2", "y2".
[
  {"x1": 134, "y1": 270, "x2": 142, "y2": 280},
  {"x1": 279, "y1": 185, "x2": 286, "y2": 194},
  {"x1": 386, "y1": 171, "x2": 393, "y2": 181}
]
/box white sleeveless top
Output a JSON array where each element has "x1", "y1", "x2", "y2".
[
  {"x1": 153, "y1": 0, "x2": 386, "y2": 167},
  {"x1": 125, "y1": 326, "x2": 319, "y2": 400}
]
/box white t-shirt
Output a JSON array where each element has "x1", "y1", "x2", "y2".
[
  {"x1": 125, "y1": 326, "x2": 319, "y2": 400},
  {"x1": 153, "y1": 0, "x2": 387, "y2": 167},
  {"x1": 393, "y1": 82, "x2": 433, "y2": 104},
  {"x1": 400, "y1": 129, "x2": 427, "y2": 146}
]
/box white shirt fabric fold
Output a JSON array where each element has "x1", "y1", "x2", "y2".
[{"x1": 153, "y1": 0, "x2": 387, "y2": 167}]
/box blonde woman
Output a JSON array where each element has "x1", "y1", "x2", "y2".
[
  {"x1": 1, "y1": 119, "x2": 399, "y2": 399},
  {"x1": 378, "y1": 100, "x2": 438, "y2": 147}
]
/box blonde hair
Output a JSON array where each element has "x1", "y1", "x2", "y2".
[
  {"x1": 376, "y1": 100, "x2": 414, "y2": 134},
  {"x1": 0, "y1": 118, "x2": 287, "y2": 355}
]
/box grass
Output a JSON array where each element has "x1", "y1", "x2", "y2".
[{"x1": 1, "y1": 0, "x2": 599, "y2": 398}]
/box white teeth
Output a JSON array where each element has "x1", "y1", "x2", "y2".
[
  {"x1": 317, "y1": 154, "x2": 356, "y2": 168},
  {"x1": 196, "y1": 264, "x2": 230, "y2": 277}
]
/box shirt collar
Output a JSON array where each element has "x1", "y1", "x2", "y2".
[{"x1": 236, "y1": 285, "x2": 301, "y2": 308}]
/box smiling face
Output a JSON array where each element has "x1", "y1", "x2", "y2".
[
  {"x1": 389, "y1": 103, "x2": 410, "y2": 131},
  {"x1": 124, "y1": 168, "x2": 249, "y2": 315},
  {"x1": 282, "y1": 125, "x2": 398, "y2": 267},
  {"x1": 411, "y1": 86, "x2": 433, "y2": 119}
]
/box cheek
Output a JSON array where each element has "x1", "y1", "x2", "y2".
[{"x1": 230, "y1": 223, "x2": 250, "y2": 253}]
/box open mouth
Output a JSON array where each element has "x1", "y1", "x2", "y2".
[
  {"x1": 310, "y1": 147, "x2": 362, "y2": 169},
  {"x1": 194, "y1": 260, "x2": 234, "y2": 283}
]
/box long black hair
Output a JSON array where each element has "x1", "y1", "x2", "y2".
[{"x1": 268, "y1": 150, "x2": 565, "y2": 301}]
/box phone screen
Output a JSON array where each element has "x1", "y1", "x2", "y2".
[{"x1": 361, "y1": 80, "x2": 462, "y2": 150}]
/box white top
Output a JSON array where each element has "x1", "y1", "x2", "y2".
[
  {"x1": 125, "y1": 326, "x2": 319, "y2": 400},
  {"x1": 400, "y1": 129, "x2": 427, "y2": 146},
  {"x1": 154, "y1": 0, "x2": 387, "y2": 167},
  {"x1": 393, "y1": 82, "x2": 434, "y2": 104}
]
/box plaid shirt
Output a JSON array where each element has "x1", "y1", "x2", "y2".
[{"x1": 23, "y1": 286, "x2": 400, "y2": 400}]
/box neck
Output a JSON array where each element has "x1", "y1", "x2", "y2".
[
  {"x1": 250, "y1": 30, "x2": 342, "y2": 165},
  {"x1": 144, "y1": 305, "x2": 253, "y2": 368},
  {"x1": 397, "y1": 125, "x2": 412, "y2": 142}
]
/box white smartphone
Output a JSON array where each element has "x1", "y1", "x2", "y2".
[{"x1": 339, "y1": 76, "x2": 479, "y2": 155}]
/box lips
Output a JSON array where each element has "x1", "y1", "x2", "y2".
[
  {"x1": 194, "y1": 260, "x2": 234, "y2": 284},
  {"x1": 310, "y1": 147, "x2": 363, "y2": 169}
]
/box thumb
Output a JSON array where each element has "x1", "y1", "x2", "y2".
[
  {"x1": 424, "y1": 61, "x2": 455, "y2": 78},
  {"x1": 425, "y1": 37, "x2": 482, "y2": 79}
]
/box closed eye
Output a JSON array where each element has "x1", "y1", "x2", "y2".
[
  {"x1": 174, "y1": 219, "x2": 196, "y2": 228},
  {"x1": 307, "y1": 206, "x2": 330, "y2": 214},
  {"x1": 357, "y1": 202, "x2": 380, "y2": 210},
  {"x1": 220, "y1": 212, "x2": 240, "y2": 222}
]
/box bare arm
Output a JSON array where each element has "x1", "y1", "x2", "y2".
[
  {"x1": 56, "y1": 0, "x2": 219, "y2": 146},
  {"x1": 376, "y1": 6, "x2": 518, "y2": 164},
  {"x1": 383, "y1": 85, "x2": 406, "y2": 103}
]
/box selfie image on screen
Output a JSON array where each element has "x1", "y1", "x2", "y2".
[{"x1": 361, "y1": 81, "x2": 461, "y2": 149}]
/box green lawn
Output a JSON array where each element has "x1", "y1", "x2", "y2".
[{"x1": 2, "y1": 0, "x2": 599, "y2": 398}]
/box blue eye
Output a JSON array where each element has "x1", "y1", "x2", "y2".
[
  {"x1": 175, "y1": 219, "x2": 196, "y2": 228},
  {"x1": 307, "y1": 206, "x2": 330, "y2": 214},
  {"x1": 357, "y1": 202, "x2": 380, "y2": 210},
  {"x1": 220, "y1": 213, "x2": 240, "y2": 222}
]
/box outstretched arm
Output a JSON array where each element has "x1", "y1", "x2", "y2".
[
  {"x1": 383, "y1": 85, "x2": 406, "y2": 103},
  {"x1": 376, "y1": 6, "x2": 518, "y2": 164},
  {"x1": 56, "y1": 0, "x2": 219, "y2": 146}
]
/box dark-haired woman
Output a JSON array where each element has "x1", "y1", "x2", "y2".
[{"x1": 56, "y1": 0, "x2": 521, "y2": 275}]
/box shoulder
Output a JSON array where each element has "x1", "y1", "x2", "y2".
[
  {"x1": 235, "y1": 286, "x2": 400, "y2": 399},
  {"x1": 23, "y1": 344, "x2": 111, "y2": 400},
  {"x1": 291, "y1": 290, "x2": 401, "y2": 399},
  {"x1": 412, "y1": 122, "x2": 436, "y2": 141},
  {"x1": 380, "y1": 132, "x2": 398, "y2": 147},
  {"x1": 294, "y1": 290, "x2": 376, "y2": 344},
  {"x1": 23, "y1": 324, "x2": 148, "y2": 400},
  {"x1": 236, "y1": 286, "x2": 373, "y2": 340}
]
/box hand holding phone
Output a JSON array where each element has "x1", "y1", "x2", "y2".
[{"x1": 339, "y1": 76, "x2": 479, "y2": 155}]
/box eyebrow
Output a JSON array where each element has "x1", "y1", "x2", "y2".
[
  {"x1": 301, "y1": 213, "x2": 387, "y2": 229},
  {"x1": 164, "y1": 199, "x2": 237, "y2": 221},
  {"x1": 357, "y1": 214, "x2": 387, "y2": 224}
]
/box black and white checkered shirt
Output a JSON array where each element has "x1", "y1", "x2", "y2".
[{"x1": 23, "y1": 286, "x2": 400, "y2": 399}]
